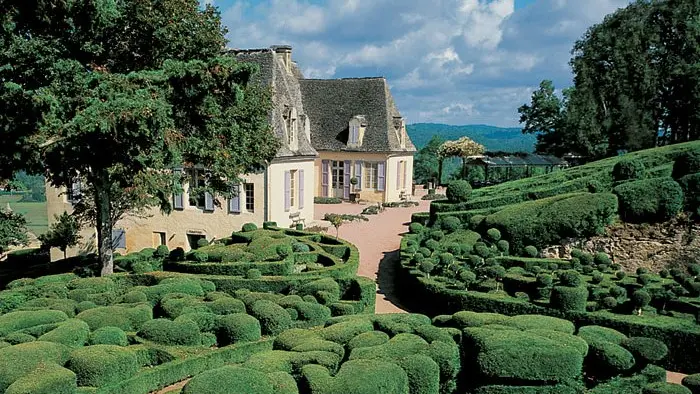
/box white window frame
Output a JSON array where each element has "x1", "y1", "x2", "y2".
[{"x1": 364, "y1": 162, "x2": 378, "y2": 189}]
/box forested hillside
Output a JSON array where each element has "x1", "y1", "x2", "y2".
[{"x1": 407, "y1": 123, "x2": 536, "y2": 152}]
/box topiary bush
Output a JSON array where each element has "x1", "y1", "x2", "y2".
[
  {"x1": 67, "y1": 344, "x2": 139, "y2": 387},
  {"x1": 138, "y1": 318, "x2": 201, "y2": 346},
  {"x1": 249, "y1": 300, "x2": 292, "y2": 336},
  {"x1": 524, "y1": 245, "x2": 538, "y2": 258},
  {"x1": 191, "y1": 251, "x2": 208, "y2": 263},
  {"x1": 89, "y1": 326, "x2": 128, "y2": 346},
  {"x1": 215, "y1": 313, "x2": 262, "y2": 346},
  {"x1": 246, "y1": 269, "x2": 262, "y2": 280},
  {"x1": 487, "y1": 228, "x2": 502, "y2": 242},
  {"x1": 550, "y1": 286, "x2": 588, "y2": 312},
  {"x1": 672, "y1": 151, "x2": 700, "y2": 180},
  {"x1": 4, "y1": 362, "x2": 77, "y2": 394},
  {"x1": 38, "y1": 319, "x2": 90, "y2": 348},
  {"x1": 613, "y1": 177, "x2": 684, "y2": 223},
  {"x1": 621, "y1": 337, "x2": 669, "y2": 366},
  {"x1": 242, "y1": 223, "x2": 258, "y2": 232},
  {"x1": 183, "y1": 365, "x2": 274, "y2": 394},
  {"x1": 586, "y1": 339, "x2": 636, "y2": 378},
  {"x1": 682, "y1": 374, "x2": 700, "y2": 394},
  {"x1": 446, "y1": 180, "x2": 472, "y2": 203},
  {"x1": 613, "y1": 158, "x2": 647, "y2": 183},
  {"x1": 440, "y1": 216, "x2": 462, "y2": 233},
  {"x1": 643, "y1": 382, "x2": 693, "y2": 394}
]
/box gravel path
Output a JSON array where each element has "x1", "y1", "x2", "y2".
[{"x1": 314, "y1": 190, "x2": 434, "y2": 313}]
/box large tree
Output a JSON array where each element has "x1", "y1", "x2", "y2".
[
  {"x1": 517, "y1": 80, "x2": 568, "y2": 156},
  {"x1": 413, "y1": 135, "x2": 444, "y2": 185},
  {"x1": 1, "y1": 0, "x2": 280, "y2": 275}
]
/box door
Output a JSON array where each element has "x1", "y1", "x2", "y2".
[{"x1": 331, "y1": 160, "x2": 344, "y2": 198}]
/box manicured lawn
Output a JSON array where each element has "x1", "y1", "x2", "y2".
[{"x1": 0, "y1": 194, "x2": 48, "y2": 235}]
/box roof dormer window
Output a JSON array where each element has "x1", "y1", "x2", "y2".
[
  {"x1": 348, "y1": 115, "x2": 366, "y2": 148},
  {"x1": 349, "y1": 124, "x2": 359, "y2": 144}
]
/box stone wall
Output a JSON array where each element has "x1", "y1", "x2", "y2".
[{"x1": 541, "y1": 217, "x2": 700, "y2": 272}]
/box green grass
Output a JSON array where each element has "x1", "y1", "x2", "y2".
[{"x1": 0, "y1": 195, "x2": 48, "y2": 235}]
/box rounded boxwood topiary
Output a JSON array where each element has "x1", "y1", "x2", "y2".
[
  {"x1": 558, "y1": 270, "x2": 582, "y2": 287},
  {"x1": 183, "y1": 365, "x2": 274, "y2": 394},
  {"x1": 4, "y1": 362, "x2": 77, "y2": 394},
  {"x1": 672, "y1": 151, "x2": 700, "y2": 180},
  {"x1": 430, "y1": 230, "x2": 445, "y2": 241},
  {"x1": 276, "y1": 244, "x2": 292, "y2": 259},
  {"x1": 682, "y1": 374, "x2": 700, "y2": 394},
  {"x1": 440, "y1": 216, "x2": 462, "y2": 233},
  {"x1": 446, "y1": 180, "x2": 472, "y2": 203},
  {"x1": 497, "y1": 240, "x2": 510, "y2": 254},
  {"x1": 3, "y1": 332, "x2": 35, "y2": 345},
  {"x1": 632, "y1": 290, "x2": 652, "y2": 312},
  {"x1": 591, "y1": 272, "x2": 604, "y2": 284},
  {"x1": 216, "y1": 313, "x2": 262, "y2": 346},
  {"x1": 487, "y1": 228, "x2": 502, "y2": 242},
  {"x1": 578, "y1": 325, "x2": 627, "y2": 345},
  {"x1": 292, "y1": 242, "x2": 310, "y2": 253},
  {"x1": 246, "y1": 269, "x2": 263, "y2": 280},
  {"x1": 524, "y1": 245, "x2": 538, "y2": 258},
  {"x1": 169, "y1": 247, "x2": 186, "y2": 261},
  {"x1": 643, "y1": 382, "x2": 692, "y2": 394},
  {"x1": 38, "y1": 318, "x2": 90, "y2": 348},
  {"x1": 67, "y1": 344, "x2": 139, "y2": 387},
  {"x1": 587, "y1": 340, "x2": 636, "y2": 377},
  {"x1": 138, "y1": 318, "x2": 201, "y2": 346},
  {"x1": 616, "y1": 271, "x2": 626, "y2": 280},
  {"x1": 424, "y1": 239, "x2": 440, "y2": 252},
  {"x1": 242, "y1": 223, "x2": 258, "y2": 232},
  {"x1": 90, "y1": 326, "x2": 128, "y2": 346},
  {"x1": 621, "y1": 337, "x2": 669, "y2": 365},
  {"x1": 191, "y1": 251, "x2": 208, "y2": 263},
  {"x1": 196, "y1": 238, "x2": 209, "y2": 249},
  {"x1": 601, "y1": 296, "x2": 618, "y2": 309},
  {"x1": 550, "y1": 286, "x2": 588, "y2": 311},
  {"x1": 249, "y1": 300, "x2": 292, "y2": 336},
  {"x1": 610, "y1": 286, "x2": 627, "y2": 299},
  {"x1": 154, "y1": 245, "x2": 169, "y2": 258},
  {"x1": 536, "y1": 273, "x2": 553, "y2": 287},
  {"x1": 438, "y1": 253, "x2": 455, "y2": 266},
  {"x1": 409, "y1": 222, "x2": 424, "y2": 234},
  {"x1": 638, "y1": 273, "x2": 655, "y2": 286},
  {"x1": 613, "y1": 158, "x2": 647, "y2": 182},
  {"x1": 594, "y1": 252, "x2": 611, "y2": 265}
]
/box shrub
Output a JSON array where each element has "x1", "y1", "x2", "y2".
[
  {"x1": 182, "y1": 365, "x2": 274, "y2": 394},
  {"x1": 614, "y1": 177, "x2": 684, "y2": 223},
  {"x1": 643, "y1": 382, "x2": 693, "y2": 394},
  {"x1": 292, "y1": 242, "x2": 310, "y2": 253},
  {"x1": 76, "y1": 305, "x2": 152, "y2": 331},
  {"x1": 672, "y1": 151, "x2": 700, "y2": 180},
  {"x1": 430, "y1": 230, "x2": 445, "y2": 241},
  {"x1": 679, "y1": 173, "x2": 700, "y2": 213},
  {"x1": 246, "y1": 269, "x2": 262, "y2": 280},
  {"x1": 632, "y1": 290, "x2": 652, "y2": 312},
  {"x1": 638, "y1": 274, "x2": 655, "y2": 286},
  {"x1": 216, "y1": 313, "x2": 261, "y2": 346},
  {"x1": 347, "y1": 331, "x2": 390, "y2": 351},
  {"x1": 138, "y1": 318, "x2": 201, "y2": 346},
  {"x1": 0, "y1": 310, "x2": 68, "y2": 336},
  {"x1": 637, "y1": 267, "x2": 650, "y2": 275},
  {"x1": 38, "y1": 319, "x2": 90, "y2": 348},
  {"x1": 601, "y1": 296, "x2": 618, "y2": 309},
  {"x1": 68, "y1": 344, "x2": 139, "y2": 387},
  {"x1": 487, "y1": 228, "x2": 502, "y2": 242},
  {"x1": 440, "y1": 216, "x2": 462, "y2": 233},
  {"x1": 439, "y1": 253, "x2": 455, "y2": 266},
  {"x1": 300, "y1": 359, "x2": 409, "y2": 394},
  {"x1": 621, "y1": 337, "x2": 669, "y2": 365},
  {"x1": 409, "y1": 223, "x2": 424, "y2": 234},
  {"x1": 616, "y1": 271, "x2": 626, "y2": 280},
  {"x1": 89, "y1": 327, "x2": 128, "y2": 346},
  {"x1": 249, "y1": 300, "x2": 292, "y2": 336},
  {"x1": 446, "y1": 180, "x2": 472, "y2": 202},
  {"x1": 0, "y1": 341, "x2": 72, "y2": 392},
  {"x1": 578, "y1": 325, "x2": 627, "y2": 345},
  {"x1": 536, "y1": 273, "x2": 553, "y2": 287},
  {"x1": 242, "y1": 223, "x2": 258, "y2": 232},
  {"x1": 594, "y1": 252, "x2": 611, "y2": 265},
  {"x1": 550, "y1": 286, "x2": 588, "y2": 312},
  {"x1": 497, "y1": 240, "x2": 510, "y2": 254},
  {"x1": 524, "y1": 246, "x2": 538, "y2": 258},
  {"x1": 682, "y1": 374, "x2": 700, "y2": 394},
  {"x1": 613, "y1": 158, "x2": 647, "y2": 182},
  {"x1": 587, "y1": 340, "x2": 636, "y2": 377},
  {"x1": 4, "y1": 362, "x2": 77, "y2": 394},
  {"x1": 169, "y1": 247, "x2": 186, "y2": 261},
  {"x1": 153, "y1": 244, "x2": 169, "y2": 258},
  {"x1": 592, "y1": 272, "x2": 604, "y2": 284},
  {"x1": 558, "y1": 270, "x2": 582, "y2": 287},
  {"x1": 263, "y1": 221, "x2": 278, "y2": 229},
  {"x1": 298, "y1": 278, "x2": 341, "y2": 304}
]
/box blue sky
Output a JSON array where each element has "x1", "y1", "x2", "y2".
[{"x1": 207, "y1": 0, "x2": 630, "y2": 127}]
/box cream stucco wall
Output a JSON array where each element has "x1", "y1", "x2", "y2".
[
  {"x1": 46, "y1": 171, "x2": 268, "y2": 260},
  {"x1": 266, "y1": 157, "x2": 316, "y2": 228},
  {"x1": 314, "y1": 151, "x2": 413, "y2": 203}
]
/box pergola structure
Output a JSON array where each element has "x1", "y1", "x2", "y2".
[{"x1": 464, "y1": 153, "x2": 569, "y2": 186}]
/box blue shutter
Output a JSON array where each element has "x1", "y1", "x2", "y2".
[
  {"x1": 111, "y1": 229, "x2": 126, "y2": 249},
  {"x1": 321, "y1": 160, "x2": 329, "y2": 197},
  {"x1": 377, "y1": 162, "x2": 386, "y2": 191},
  {"x1": 229, "y1": 184, "x2": 240, "y2": 213},
  {"x1": 343, "y1": 161, "x2": 351, "y2": 199},
  {"x1": 354, "y1": 161, "x2": 362, "y2": 191},
  {"x1": 299, "y1": 170, "x2": 305, "y2": 209},
  {"x1": 284, "y1": 171, "x2": 291, "y2": 212},
  {"x1": 204, "y1": 192, "x2": 214, "y2": 211}
]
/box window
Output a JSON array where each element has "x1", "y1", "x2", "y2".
[
  {"x1": 112, "y1": 229, "x2": 126, "y2": 249},
  {"x1": 66, "y1": 179, "x2": 81, "y2": 204},
  {"x1": 188, "y1": 169, "x2": 206, "y2": 208},
  {"x1": 398, "y1": 161, "x2": 407, "y2": 189},
  {"x1": 187, "y1": 233, "x2": 206, "y2": 250},
  {"x1": 153, "y1": 232, "x2": 166, "y2": 247},
  {"x1": 364, "y1": 162, "x2": 378, "y2": 189},
  {"x1": 289, "y1": 170, "x2": 297, "y2": 207},
  {"x1": 349, "y1": 125, "x2": 359, "y2": 144},
  {"x1": 245, "y1": 183, "x2": 255, "y2": 212}
]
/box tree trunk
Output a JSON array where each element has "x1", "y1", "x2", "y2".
[
  {"x1": 93, "y1": 171, "x2": 114, "y2": 276},
  {"x1": 437, "y1": 159, "x2": 443, "y2": 186}
]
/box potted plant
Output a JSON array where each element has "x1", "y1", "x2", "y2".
[{"x1": 349, "y1": 177, "x2": 359, "y2": 202}]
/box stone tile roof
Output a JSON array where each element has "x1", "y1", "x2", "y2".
[
  {"x1": 228, "y1": 48, "x2": 317, "y2": 158},
  {"x1": 299, "y1": 77, "x2": 416, "y2": 153}
]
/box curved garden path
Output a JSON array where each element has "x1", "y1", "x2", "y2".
[{"x1": 313, "y1": 189, "x2": 434, "y2": 313}]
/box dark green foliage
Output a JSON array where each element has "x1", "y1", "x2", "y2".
[
  {"x1": 558, "y1": 270, "x2": 582, "y2": 287},
  {"x1": 637, "y1": 267, "x2": 650, "y2": 275},
  {"x1": 594, "y1": 252, "x2": 611, "y2": 265},
  {"x1": 76, "y1": 304, "x2": 152, "y2": 331},
  {"x1": 672, "y1": 152, "x2": 700, "y2": 180},
  {"x1": 242, "y1": 223, "x2": 258, "y2": 232},
  {"x1": 183, "y1": 366, "x2": 274, "y2": 394},
  {"x1": 638, "y1": 274, "x2": 655, "y2": 286},
  {"x1": 0, "y1": 341, "x2": 71, "y2": 392},
  {"x1": 216, "y1": 313, "x2": 262, "y2": 346},
  {"x1": 38, "y1": 319, "x2": 90, "y2": 348},
  {"x1": 613, "y1": 177, "x2": 684, "y2": 223},
  {"x1": 138, "y1": 318, "x2": 201, "y2": 346},
  {"x1": 643, "y1": 383, "x2": 692, "y2": 394},
  {"x1": 550, "y1": 286, "x2": 589, "y2": 311},
  {"x1": 170, "y1": 247, "x2": 186, "y2": 261},
  {"x1": 0, "y1": 310, "x2": 68, "y2": 336},
  {"x1": 154, "y1": 245, "x2": 169, "y2": 258},
  {"x1": 195, "y1": 238, "x2": 209, "y2": 248},
  {"x1": 446, "y1": 180, "x2": 472, "y2": 202},
  {"x1": 678, "y1": 173, "x2": 700, "y2": 213},
  {"x1": 621, "y1": 337, "x2": 669, "y2": 365},
  {"x1": 67, "y1": 345, "x2": 139, "y2": 387},
  {"x1": 601, "y1": 296, "x2": 618, "y2": 309},
  {"x1": 592, "y1": 272, "x2": 604, "y2": 284},
  {"x1": 682, "y1": 374, "x2": 700, "y2": 394},
  {"x1": 613, "y1": 158, "x2": 647, "y2": 183},
  {"x1": 300, "y1": 359, "x2": 409, "y2": 394},
  {"x1": 191, "y1": 251, "x2": 208, "y2": 262},
  {"x1": 314, "y1": 197, "x2": 342, "y2": 204},
  {"x1": 320, "y1": 319, "x2": 374, "y2": 345},
  {"x1": 524, "y1": 246, "x2": 538, "y2": 258},
  {"x1": 292, "y1": 242, "x2": 311, "y2": 253},
  {"x1": 587, "y1": 339, "x2": 636, "y2": 377},
  {"x1": 4, "y1": 362, "x2": 77, "y2": 394},
  {"x1": 249, "y1": 300, "x2": 292, "y2": 336},
  {"x1": 616, "y1": 271, "x2": 627, "y2": 280},
  {"x1": 263, "y1": 221, "x2": 278, "y2": 229},
  {"x1": 246, "y1": 269, "x2": 262, "y2": 279},
  {"x1": 409, "y1": 222, "x2": 424, "y2": 234},
  {"x1": 487, "y1": 228, "x2": 502, "y2": 242},
  {"x1": 497, "y1": 240, "x2": 510, "y2": 254},
  {"x1": 395, "y1": 355, "x2": 440, "y2": 394},
  {"x1": 3, "y1": 332, "x2": 35, "y2": 345},
  {"x1": 536, "y1": 274, "x2": 553, "y2": 287},
  {"x1": 346, "y1": 331, "x2": 390, "y2": 351},
  {"x1": 632, "y1": 290, "x2": 652, "y2": 310},
  {"x1": 440, "y1": 216, "x2": 462, "y2": 233},
  {"x1": 89, "y1": 327, "x2": 128, "y2": 346}
]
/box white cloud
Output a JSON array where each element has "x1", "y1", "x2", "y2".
[{"x1": 221, "y1": 0, "x2": 633, "y2": 126}]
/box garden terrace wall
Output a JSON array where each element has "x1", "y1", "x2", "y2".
[
  {"x1": 96, "y1": 339, "x2": 273, "y2": 394},
  {"x1": 396, "y1": 260, "x2": 700, "y2": 373}
]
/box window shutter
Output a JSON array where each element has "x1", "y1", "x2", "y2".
[
  {"x1": 299, "y1": 170, "x2": 305, "y2": 209},
  {"x1": 204, "y1": 192, "x2": 214, "y2": 211},
  {"x1": 111, "y1": 229, "x2": 126, "y2": 249},
  {"x1": 403, "y1": 161, "x2": 408, "y2": 189},
  {"x1": 343, "y1": 161, "x2": 351, "y2": 199},
  {"x1": 229, "y1": 184, "x2": 240, "y2": 213},
  {"x1": 354, "y1": 161, "x2": 363, "y2": 191},
  {"x1": 378, "y1": 162, "x2": 386, "y2": 191},
  {"x1": 321, "y1": 160, "x2": 329, "y2": 197},
  {"x1": 284, "y1": 171, "x2": 291, "y2": 212},
  {"x1": 397, "y1": 161, "x2": 401, "y2": 189},
  {"x1": 173, "y1": 169, "x2": 184, "y2": 210}
]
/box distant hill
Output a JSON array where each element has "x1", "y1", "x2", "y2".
[{"x1": 407, "y1": 123, "x2": 536, "y2": 152}]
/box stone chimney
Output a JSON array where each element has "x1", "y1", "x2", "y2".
[{"x1": 271, "y1": 45, "x2": 292, "y2": 74}]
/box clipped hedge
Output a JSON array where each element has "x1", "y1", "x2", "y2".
[
  {"x1": 67, "y1": 344, "x2": 139, "y2": 387},
  {"x1": 4, "y1": 362, "x2": 77, "y2": 394},
  {"x1": 182, "y1": 366, "x2": 274, "y2": 394},
  {"x1": 0, "y1": 341, "x2": 71, "y2": 392},
  {"x1": 613, "y1": 177, "x2": 684, "y2": 223},
  {"x1": 138, "y1": 318, "x2": 201, "y2": 346}
]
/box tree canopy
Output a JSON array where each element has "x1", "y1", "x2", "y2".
[
  {"x1": 0, "y1": 0, "x2": 280, "y2": 274},
  {"x1": 413, "y1": 135, "x2": 444, "y2": 185},
  {"x1": 519, "y1": 0, "x2": 700, "y2": 160},
  {"x1": 0, "y1": 209, "x2": 28, "y2": 259},
  {"x1": 39, "y1": 212, "x2": 81, "y2": 260}
]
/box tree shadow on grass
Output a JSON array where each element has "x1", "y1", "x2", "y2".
[{"x1": 376, "y1": 249, "x2": 410, "y2": 312}]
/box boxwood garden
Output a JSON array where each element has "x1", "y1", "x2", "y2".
[{"x1": 401, "y1": 144, "x2": 700, "y2": 377}]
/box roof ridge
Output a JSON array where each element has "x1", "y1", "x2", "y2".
[{"x1": 301, "y1": 76, "x2": 386, "y2": 81}]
